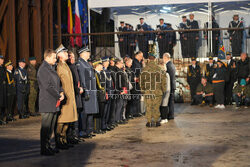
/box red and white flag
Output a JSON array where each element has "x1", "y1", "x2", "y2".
[{"x1": 75, "y1": 0, "x2": 82, "y2": 47}]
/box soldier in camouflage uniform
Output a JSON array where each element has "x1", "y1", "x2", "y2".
[
  {"x1": 27, "y1": 57, "x2": 39, "y2": 116},
  {"x1": 140, "y1": 54, "x2": 167, "y2": 127}
]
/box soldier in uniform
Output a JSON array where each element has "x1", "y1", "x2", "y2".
[
  {"x1": 179, "y1": 16, "x2": 190, "y2": 58},
  {"x1": 187, "y1": 14, "x2": 199, "y2": 58},
  {"x1": 204, "y1": 16, "x2": 220, "y2": 57},
  {"x1": 193, "y1": 77, "x2": 214, "y2": 106},
  {"x1": 136, "y1": 18, "x2": 149, "y2": 59},
  {"x1": 118, "y1": 21, "x2": 127, "y2": 58},
  {"x1": 56, "y1": 45, "x2": 78, "y2": 149},
  {"x1": 165, "y1": 23, "x2": 176, "y2": 57},
  {"x1": 5, "y1": 61, "x2": 16, "y2": 122},
  {"x1": 126, "y1": 24, "x2": 137, "y2": 58},
  {"x1": 228, "y1": 14, "x2": 244, "y2": 57},
  {"x1": 77, "y1": 46, "x2": 99, "y2": 138},
  {"x1": 102, "y1": 56, "x2": 114, "y2": 131},
  {"x1": 157, "y1": 18, "x2": 167, "y2": 58},
  {"x1": 225, "y1": 52, "x2": 237, "y2": 105},
  {"x1": 15, "y1": 59, "x2": 29, "y2": 119},
  {"x1": 205, "y1": 57, "x2": 215, "y2": 84},
  {"x1": 0, "y1": 55, "x2": 7, "y2": 125},
  {"x1": 140, "y1": 53, "x2": 167, "y2": 127},
  {"x1": 187, "y1": 58, "x2": 202, "y2": 105},
  {"x1": 27, "y1": 57, "x2": 39, "y2": 116}
]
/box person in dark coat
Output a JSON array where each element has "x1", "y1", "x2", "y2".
[
  {"x1": 5, "y1": 61, "x2": 16, "y2": 122},
  {"x1": 118, "y1": 21, "x2": 127, "y2": 58},
  {"x1": 163, "y1": 53, "x2": 176, "y2": 120},
  {"x1": 179, "y1": 16, "x2": 190, "y2": 58},
  {"x1": 38, "y1": 49, "x2": 64, "y2": 156},
  {"x1": 131, "y1": 51, "x2": 143, "y2": 117},
  {"x1": 0, "y1": 55, "x2": 7, "y2": 125},
  {"x1": 107, "y1": 57, "x2": 118, "y2": 127},
  {"x1": 187, "y1": 58, "x2": 201, "y2": 105},
  {"x1": 115, "y1": 59, "x2": 128, "y2": 123},
  {"x1": 15, "y1": 58, "x2": 29, "y2": 119},
  {"x1": 165, "y1": 23, "x2": 176, "y2": 57},
  {"x1": 157, "y1": 18, "x2": 167, "y2": 59},
  {"x1": 102, "y1": 56, "x2": 114, "y2": 131},
  {"x1": 204, "y1": 16, "x2": 220, "y2": 57},
  {"x1": 126, "y1": 24, "x2": 137, "y2": 58},
  {"x1": 205, "y1": 57, "x2": 216, "y2": 84},
  {"x1": 125, "y1": 58, "x2": 134, "y2": 119},
  {"x1": 225, "y1": 52, "x2": 237, "y2": 105},
  {"x1": 237, "y1": 53, "x2": 249, "y2": 83},
  {"x1": 212, "y1": 60, "x2": 226, "y2": 109},
  {"x1": 77, "y1": 46, "x2": 99, "y2": 138},
  {"x1": 187, "y1": 14, "x2": 199, "y2": 58},
  {"x1": 67, "y1": 51, "x2": 84, "y2": 144},
  {"x1": 136, "y1": 18, "x2": 149, "y2": 59},
  {"x1": 228, "y1": 14, "x2": 244, "y2": 57}
]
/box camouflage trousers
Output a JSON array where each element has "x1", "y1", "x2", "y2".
[
  {"x1": 28, "y1": 82, "x2": 37, "y2": 114},
  {"x1": 145, "y1": 95, "x2": 162, "y2": 123}
]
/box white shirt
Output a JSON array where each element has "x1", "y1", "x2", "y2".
[{"x1": 7, "y1": 69, "x2": 12, "y2": 73}]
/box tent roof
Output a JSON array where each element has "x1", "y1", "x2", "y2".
[{"x1": 90, "y1": 1, "x2": 250, "y2": 16}]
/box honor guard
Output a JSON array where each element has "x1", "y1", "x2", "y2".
[
  {"x1": 136, "y1": 18, "x2": 150, "y2": 59},
  {"x1": 179, "y1": 16, "x2": 190, "y2": 58},
  {"x1": 27, "y1": 57, "x2": 39, "y2": 116},
  {"x1": 187, "y1": 14, "x2": 199, "y2": 58},
  {"x1": 5, "y1": 61, "x2": 16, "y2": 122},
  {"x1": 157, "y1": 18, "x2": 167, "y2": 58},
  {"x1": 228, "y1": 14, "x2": 244, "y2": 57},
  {"x1": 118, "y1": 21, "x2": 127, "y2": 58},
  {"x1": 205, "y1": 57, "x2": 215, "y2": 84},
  {"x1": 15, "y1": 59, "x2": 29, "y2": 119},
  {"x1": 187, "y1": 57, "x2": 202, "y2": 105},
  {"x1": 0, "y1": 55, "x2": 7, "y2": 125}
]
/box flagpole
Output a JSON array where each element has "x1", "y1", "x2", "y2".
[{"x1": 88, "y1": 1, "x2": 91, "y2": 50}]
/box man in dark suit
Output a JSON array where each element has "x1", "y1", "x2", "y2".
[
  {"x1": 225, "y1": 52, "x2": 237, "y2": 105},
  {"x1": 0, "y1": 55, "x2": 7, "y2": 125},
  {"x1": 118, "y1": 21, "x2": 127, "y2": 58},
  {"x1": 187, "y1": 14, "x2": 199, "y2": 58},
  {"x1": 136, "y1": 18, "x2": 149, "y2": 59},
  {"x1": 77, "y1": 46, "x2": 99, "y2": 138},
  {"x1": 163, "y1": 53, "x2": 176, "y2": 120},
  {"x1": 38, "y1": 49, "x2": 64, "y2": 156},
  {"x1": 15, "y1": 58, "x2": 29, "y2": 119}
]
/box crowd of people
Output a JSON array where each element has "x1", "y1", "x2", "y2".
[
  {"x1": 118, "y1": 13, "x2": 246, "y2": 59},
  {"x1": 187, "y1": 52, "x2": 250, "y2": 109},
  {"x1": 0, "y1": 46, "x2": 176, "y2": 156}
]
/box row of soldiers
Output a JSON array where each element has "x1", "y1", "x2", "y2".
[
  {"x1": 0, "y1": 56, "x2": 39, "y2": 125},
  {"x1": 187, "y1": 52, "x2": 250, "y2": 108},
  {"x1": 118, "y1": 13, "x2": 245, "y2": 59}
]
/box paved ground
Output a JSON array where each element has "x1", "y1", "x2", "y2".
[{"x1": 0, "y1": 104, "x2": 250, "y2": 167}]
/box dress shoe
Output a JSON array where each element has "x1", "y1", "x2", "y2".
[
  {"x1": 41, "y1": 148, "x2": 55, "y2": 156},
  {"x1": 0, "y1": 120, "x2": 7, "y2": 125},
  {"x1": 81, "y1": 134, "x2": 92, "y2": 139},
  {"x1": 146, "y1": 122, "x2": 152, "y2": 128},
  {"x1": 155, "y1": 121, "x2": 161, "y2": 127},
  {"x1": 19, "y1": 115, "x2": 26, "y2": 119}
]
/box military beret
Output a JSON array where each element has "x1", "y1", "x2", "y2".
[
  {"x1": 0, "y1": 55, "x2": 4, "y2": 59},
  {"x1": 110, "y1": 57, "x2": 115, "y2": 61},
  {"x1": 191, "y1": 57, "x2": 196, "y2": 61},
  {"x1": 18, "y1": 58, "x2": 26, "y2": 63},
  {"x1": 101, "y1": 56, "x2": 110, "y2": 62},
  {"x1": 149, "y1": 53, "x2": 157, "y2": 58},
  {"x1": 208, "y1": 56, "x2": 213, "y2": 60},
  {"x1": 5, "y1": 60, "x2": 12, "y2": 67},
  {"x1": 78, "y1": 46, "x2": 90, "y2": 54},
  {"x1": 92, "y1": 59, "x2": 103, "y2": 66},
  {"x1": 56, "y1": 44, "x2": 68, "y2": 55},
  {"x1": 29, "y1": 57, "x2": 36, "y2": 61}
]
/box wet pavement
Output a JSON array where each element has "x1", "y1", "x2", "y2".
[{"x1": 0, "y1": 104, "x2": 250, "y2": 167}]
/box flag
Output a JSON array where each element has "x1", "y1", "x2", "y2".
[
  {"x1": 68, "y1": 0, "x2": 74, "y2": 47},
  {"x1": 75, "y1": 0, "x2": 82, "y2": 47},
  {"x1": 79, "y1": 0, "x2": 88, "y2": 45},
  {"x1": 218, "y1": 38, "x2": 226, "y2": 60}
]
